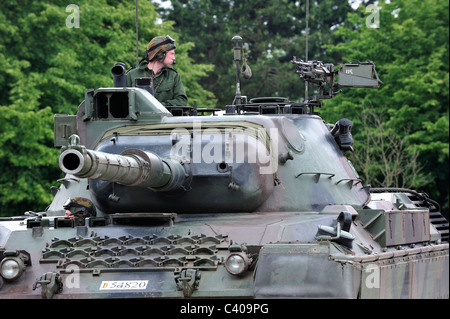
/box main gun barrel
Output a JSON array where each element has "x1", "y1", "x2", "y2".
[{"x1": 59, "y1": 143, "x2": 186, "y2": 192}]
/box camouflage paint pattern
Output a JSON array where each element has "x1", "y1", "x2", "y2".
[{"x1": 1, "y1": 81, "x2": 448, "y2": 299}]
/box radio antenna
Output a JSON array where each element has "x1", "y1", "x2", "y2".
[
  {"x1": 135, "y1": 0, "x2": 139, "y2": 67},
  {"x1": 305, "y1": 0, "x2": 309, "y2": 101}
]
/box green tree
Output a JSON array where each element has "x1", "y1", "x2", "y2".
[
  {"x1": 321, "y1": 0, "x2": 449, "y2": 214},
  {"x1": 0, "y1": 0, "x2": 215, "y2": 216}
]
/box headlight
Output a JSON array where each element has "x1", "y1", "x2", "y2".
[
  {"x1": 0, "y1": 257, "x2": 25, "y2": 281},
  {"x1": 224, "y1": 253, "x2": 250, "y2": 276}
]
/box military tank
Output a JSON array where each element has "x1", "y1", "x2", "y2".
[{"x1": 0, "y1": 36, "x2": 448, "y2": 300}]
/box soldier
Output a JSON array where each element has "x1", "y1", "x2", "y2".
[
  {"x1": 126, "y1": 35, "x2": 188, "y2": 106},
  {"x1": 63, "y1": 197, "x2": 97, "y2": 220}
]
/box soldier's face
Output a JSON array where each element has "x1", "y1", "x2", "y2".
[{"x1": 163, "y1": 50, "x2": 175, "y2": 67}]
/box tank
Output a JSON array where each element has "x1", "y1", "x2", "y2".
[{"x1": 0, "y1": 36, "x2": 448, "y2": 300}]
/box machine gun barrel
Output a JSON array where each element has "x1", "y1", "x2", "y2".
[
  {"x1": 291, "y1": 58, "x2": 332, "y2": 75},
  {"x1": 59, "y1": 138, "x2": 186, "y2": 192}
]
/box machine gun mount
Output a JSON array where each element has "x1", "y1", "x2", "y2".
[{"x1": 291, "y1": 57, "x2": 382, "y2": 113}]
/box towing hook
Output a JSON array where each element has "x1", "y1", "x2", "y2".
[
  {"x1": 33, "y1": 272, "x2": 63, "y2": 299},
  {"x1": 175, "y1": 269, "x2": 201, "y2": 297}
]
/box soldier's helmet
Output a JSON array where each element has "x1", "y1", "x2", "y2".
[
  {"x1": 146, "y1": 35, "x2": 176, "y2": 62},
  {"x1": 63, "y1": 197, "x2": 97, "y2": 218}
]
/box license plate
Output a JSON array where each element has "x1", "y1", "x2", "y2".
[{"x1": 99, "y1": 280, "x2": 148, "y2": 290}]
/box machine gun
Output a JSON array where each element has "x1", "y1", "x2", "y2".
[
  {"x1": 291, "y1": 58, "x2": 382, "y2": 113},
  {"x1": 226, "y1": 38, "x2": 382, "y2": 116}
]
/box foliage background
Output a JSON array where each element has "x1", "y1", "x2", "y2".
[{"x1": 0, "y1": 0, "x2": 448, "y2": 217}]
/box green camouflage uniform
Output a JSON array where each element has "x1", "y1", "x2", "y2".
[{"x1": 126, "y1": 60, "x2": 188, "y2": 106}]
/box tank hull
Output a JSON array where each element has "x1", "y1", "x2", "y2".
[{"x1": 1, "y1": 207, "x2": 448, "y2": 299}]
